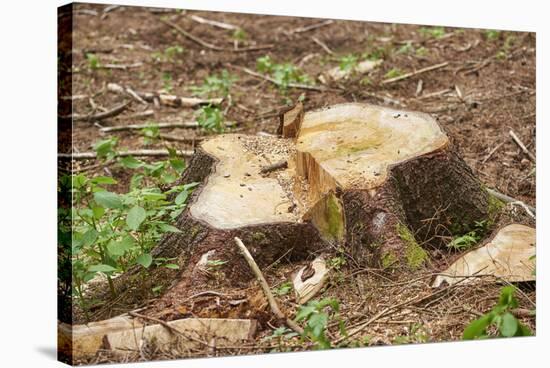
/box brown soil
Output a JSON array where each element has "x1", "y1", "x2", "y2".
[{"x1": 64, "y1": 3, "x2": 536, "y2": 365}]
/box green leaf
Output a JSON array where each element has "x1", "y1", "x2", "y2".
[
  {"x1": 164, "y1": 263, "x2": 179, "y2": 270},
  {"x1": 175, "y1": 190, "x2": 189, "y2": 205},
  {"x1": 516, "y1": 322, "x2": 533, "y2": 336},
  {"x1": 308, "y1": 313, "x2": 329, "y2": 338},
  {"x1": 81, "y1": 228, "x2": 98, "y2": 247},
  {"x1": 92, "y1": 206, "x2": 105, "y2": 220},
  {"x1": 170, "y1": 158, "x2": 186, "y2": 173},
  {"x1": 295, "y1": 305, "x2": 316, "y2": 322},
  {"x1": 93, "y1": 191, "x2": 123, "y2": 209},
  {"x1": 498, "y1": 286, "x2": 518, "y2": 309},
  {"x1": 89, "y1": 176, "x2": 117, "y2": 185},
  {"x1": 127, "y1": 206, "x2": 146, "y2": 230},
  {"x1": 158, "y1": 223, "x2": 182, "y2": 233},
  {"x1": 107, "y1": 236, "x2": 135, "y2": 257},
  {"x1": 136, "y1": 253, "x2": 153, "y2": 268},
  {"x1": 463, "y1": 313, "x2": 493, "y2": 340},
  {"x1": 500, "y1": 312, "x2": 518, "y2": 337},
  {"x1": 119, "y1": 156, "x2": 144, "y2": 169},
  {"x1": 89, "y1": 264, "x2": 117, "y2": 273}
]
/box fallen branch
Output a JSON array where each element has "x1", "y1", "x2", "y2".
[
  {"x1": 189, "y1": 14, "x2": 238, "y2": 30},
  {"x1": 160, "y1": 18, "x2": 273, "y2": 52},
  {"x1": 381, "y1": 62, "x2": 449, "y2": 85},
  {"x1": 288, "y1": 19, "x2": 334, "y2": 34},
  {"x1": 107, "y1": 83, "x2": 223, "y2": 107},
  {"x1": 486, "y1": 188, "x2": 535, "y2": 215},
  {"x1": 227, "y1": 64, "x2": 326, "y2": 92},
  {"x1": 481, "y1": 141, "x2": 504, "y2": 164},
  {"x1": 234, "y1": 237, "x2": 303, "y2": 335},
  {"x1": 100, "y1": 121, "x2": 236, "y2": 133},
  {"x1": 98, "y1": 62, "x2": 143, "y2": 70},
  {"x1": 509, "y1": 130, "x2": 536, "y2": 163},
  {"x1": 58, "y1": 149, "x2": 193, "y2": 160},
  {"x1": 159, "y1": 133, "x2": 204, "y2": 144},
  {"x1": 260, "y1": 160, "x2": 288, "y2": 174},
  {"x1": 311, "y1": 36, "x2": 334, "y2": 55},
  {"x1": 60, "y1": 101, "x2": 131, "y2": 122}
]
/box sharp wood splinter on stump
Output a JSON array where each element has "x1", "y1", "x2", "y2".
[{"x1": 103, "y1": 103, "x2": 496, "y2": 311}]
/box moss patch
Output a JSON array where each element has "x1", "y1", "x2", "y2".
[
  {"x1": 381, "y1": 251, "x2": 397, "y2": 269},
  {"x1": 396, "y1": 223, "x2": 427, "y2": 270},
  {"x1": 326, "y1": 193, "x2": 344, "y2": 240}
]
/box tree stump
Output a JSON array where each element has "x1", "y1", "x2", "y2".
[{"x1": 137, "y1": 102, "x2": 495, "y2": 305}]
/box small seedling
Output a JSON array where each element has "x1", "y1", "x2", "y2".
[
  {"x1": 384, "y1": 68, "x2": 403, "y2": 79},
  {"x1": 191, "y1": 70, "x2": 237, "y2": 98},
  {"x1": 196, "y1": 105, "x2": 225, "y2": 133},
  {"x1": 232, "y1": 28, "x2": 247, "y2": 41},
  {"x1": 86, "y1": 53, "x2": 100, "y2": 70},
  {"x1": 141, "y1": 123, "x2": 160, "y2": 145},
  {"x1": 162, "y1": 72, "x2": 173, "y2": 92},
  {"x1": 463, "y1": 286, "x2": 533, "y2": 339},
  {"x1": 485, "y1": 30, "x2": 501, "y2": 40},
  {"x1": 338, "y1": 54, "x2": 358, "y2": 71},
  {"x1": 295, "y1": 298, "x2": 345, "y2": 349},
  {"x1": 274, "y1": 281, "x2": 292, "y2": 296},
  {"x1": 419, "y1": 26, "x2": 446, "y2": 39},
  {"x1": 256, "y1": 55, "x2": 312, "y2": 93}
]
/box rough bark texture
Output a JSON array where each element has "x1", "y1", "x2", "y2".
[{"x1": 97, "y1": 103, "x2": 495, "y2": 320}]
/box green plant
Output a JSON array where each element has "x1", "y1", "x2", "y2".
[
  {"x1": 93, "y1": 137, "x2": 118, "y2": 161},
  {"x1": 295, "y1": 298, "x2": 345, "y2": 349},
  {"x1": 232, "y1": 28, "x2": 247, "y2": 41},
  {"x1": 141, "y1": 123, "x2": 160, "y2": 145},
  {"x1": 191, "y1": 70, "x2": 237, "y2": 98},
  {"x1": 196, "y1": 105, "x2": 225, "y2": 133},
  {"x1": 384, "y1": 68, "x2": 403, "y2": 79},
  {"x1": 396, "y1": 41, "x2": 414, "y2": 55},
  {"x1": 393, "y1": 323, "x2": 429, "y2": 344},
  {"x1": 338, "y1": 54, "x2": 358, "y2": 71},
  {"x1": 463, "y1": 286, "x2": 533, "y2": 339},
  {"x1": 327, "y1": 255, "x2": 346, "y2": 271},
  {"x1": 205, "y1": 259, "x2": 228, "y2": 270},
  {"x1": 86, "y1": 53, "x2": 100, "y2": 70},
  {"x1": 485, "y1": 29, "x2": 501, "y2": 40},
  {"x1": 162, "y1": 72, "x2": 173, "y2": 92},
  {"x1": 152, "y1": 45, "x2": 185, "y2": 63},
  {"x1": 274, "y1": 281, "x2": 292, "y2": 296},
  {"x1": 164, "y1": 45, "x2": 184, "y2": 59},
  {"x1": 67, "y1": 157, "x2": 198, "y2": 318},
  {"x1": 447, "y1": 220, "x2": 488, "y2": 251},
  {"x1": 261, "y1": 326, "x2": 299, "y2": 351},
  {"x1": 256, "y1": 55, "x2": 312, "y2": 93},
  {"x1": 419, "y1": 26, "x2": 446, "y2": 39}
]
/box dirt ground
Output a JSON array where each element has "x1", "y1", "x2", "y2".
[{"x1": 62, "y1": 3, "x2": 536, "y2": 365}]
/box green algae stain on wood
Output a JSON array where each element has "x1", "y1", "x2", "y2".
[
  {"x1": 308, "y1": 191, "x2": 345, "y2": 243},
  {"x1": 396, "y1": 223, "x2": 428, "y2": 270}
]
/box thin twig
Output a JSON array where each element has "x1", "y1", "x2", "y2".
[
  {"x1": 160, "y1": 18, "x2": 273, "y2": 52},
  {"x1": 227, "y1": 64, "x2": 326, "y2": 92},
  {"x1": 128, "y1": 311, "x2": 210, "y2": 347},
  {"x1": 100, "y1": 121, "x2": 235, "y2": 133},
  {"x1": 189, "y1": 14, "x2": 238, "y2": 30},
  {"x1": 288, "y1": 19, "x2": 334, "y2": 34},
  {"x1": 486, "y1": 188, "x2": 535, "y2": 214},
  {"x1": 234, "y1": 237, "x2": 304, "y2": 335},
  {"x1": 381, "y1": 62, "x2": 449, "y2": 85},
  {"x1": 481, "y1": 141, "x2": 504, "y2": 164},
  {"x1": 60, "y1": 101, "x2": 131, "y2": 122},
  {"x1": 58, "y1": 149, "x2": 193, "y2": 160},
  {"x1": 509, "y1": 130, "x2": 536, "y2": 163},
  {"x1": 311, "y1": 36, "x2": 334, "y2": 55}
]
